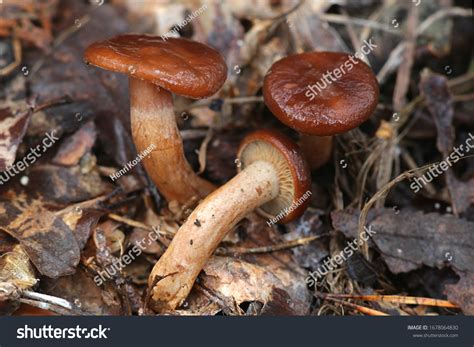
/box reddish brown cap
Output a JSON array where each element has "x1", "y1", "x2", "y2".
[
  {"x1": 84, "y1": 34, "x2": 227, "y2": 99},
  {"x1": 237, "y1": 129, "x2": 311, "y2": 223},
  {"x1": 263, "y1": 52, "x2": 379, "y2": 136}
]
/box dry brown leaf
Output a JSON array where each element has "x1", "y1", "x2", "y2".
[
  {"x1": 332, "y1": 208, "x2": 474, "y2": 274},
  {"x1": 0, "y1": 245, "x2": 37, "y2": 290},
  {"x1": 0, "y1": 193, "x2": 80, "y2": 278},
  {"x1": 420, "y1": 69, "x2": 471, "y2": 215}
]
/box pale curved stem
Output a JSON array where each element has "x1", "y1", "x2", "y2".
[
  {"x1": 148, "y1": 160, "x2": 279, "y2": 311},
  {"x1": 129, "y1": 77, "x2": 215, "y2": 203},
  {"x1": 299, "y1": 134, "x2": 333, "y2": 170}
]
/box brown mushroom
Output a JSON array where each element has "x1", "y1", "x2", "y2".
[
  {"x1": 264, "y1": 51, "x2": 379, "y2": 169},
  {"x1": 148, "y1": 129, "x2": 311, "y2": 311},
  {"x1": 84, "y1": 35, "x2": 227, "y2": 203}
]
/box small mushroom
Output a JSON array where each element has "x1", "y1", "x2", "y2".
[
  {"x1": 84, "y1": 35, "x2": 227, "y2": 203},
  {"x1": 148, "y1": 129, "x2": 311, "y2": 311},
  {"x1": 263, "y1": 52, "x2": 379, "y2": 169}
]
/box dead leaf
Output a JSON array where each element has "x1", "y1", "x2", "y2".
[
  {"x1": 0, "y1": 244, "x2": 37, "y2": 290},
  {"x1": 332, "y1": 208, "x2": 474, "y2": 274},
  {"x1": 41, "y1": 267, "x2": 123, "y2": 315},
  {"x1": 420, "y1": 69, "x2": 470, "y2": 215},
  {"x1": 28, "y1": 164, "x2": 108, "y2": 205},
  {"x1": 199, "y1": 256, "x2": 305, "y2": 315},
  {"x1": 0, "y1": 193, "x2": 80, "y2": 278}
]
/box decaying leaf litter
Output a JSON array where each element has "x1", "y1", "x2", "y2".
[{"x1": 0, "y1": 0, "x2": 473, "y2": 316}]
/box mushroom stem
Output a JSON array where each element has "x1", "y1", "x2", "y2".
[
  {"x1": 129, "y1": 77, "x2": 215, "y2": 203},
  {"x1": 148, "y1": 160, "x2": 280, "y2": 311},
  {"x1": 299, "y1": 134, "x2": 333, "y2": 169}
]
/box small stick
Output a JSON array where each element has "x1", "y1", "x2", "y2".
[
  {"x1": 316, "y1": 293, "x2": 389, "y2": 316},
  {"x1": 400, "y1": 151, "x2": 436, "y2": 195},
  {"x1": 325, "y1": 294, "x2": 459, "y2": 308},
  {"x1": 22, "y1": 290, "x2": 74, "y2": 310},
  {"x1": 196, "y1": 128, "x2": 213, "y2": 175},
  {"x1": 318, "y1": 13, "x2": 399, "y2": 35},
  {"x1": 21, "y1": 290, "x2": 86, "y2": 315},
  {"x1": 218, "y1": 235, "x2": 327, "y2": 255},
  {"x1": 358, "y1": 164, "x2": 433, "y2": 258},
  {"x1": 19, "y1": 298, "x2": 70, "y2": 316},
  {"x1": 31, "y1": 95, "x2": 73, "y2": 113},
  {"x1": 452, "y1": 93, "x2": 474, "y2": 103},
  {"x1": 107, "y1": 213, "x2": 174, "y2": 237}
]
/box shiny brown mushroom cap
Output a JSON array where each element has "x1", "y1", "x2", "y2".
[
  {"x1": 237, "y1": 130, "x2": 311, "y2": 223},
  {"x1": 84, "y1": 34, "x2": 227, "y2": 99},
  {"x1": 263, "y1": 52, "x2": 379, "y2": 136}
]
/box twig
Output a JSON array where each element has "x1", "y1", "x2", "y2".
[
  {"x1": 318, "y1": 13, "x2": 400, "y2": 35},
  {"x1": 392, "y1": 3, "x2": 418, "y2": 111},
  {"x1": 21, "y1": 290, "x2": 87, "y2": 315},
  {"x1": 196, "y1": 128, "x2": 213, "y2": 175},
  {"x1": 452, "y1": 93, "x2": 474, "y2": 103},
  {"x1": 325, "y1": 294, "x2": 460, "y2": 308},
  {"x1": 358, "y1": 164, "x2": 433, "y2": 258},
  {"x1": 339, "y1": 8, "x2": 363, "y2": 60},
  {"x1": 400, "y1": 151, "x2": 436, "y2": 195},
  {"x1": 217, "y1": 235, "x2": 327, "y2": 255},
  {"x1": 359, "y1": 3, "x2": 387, "y2": 44},
  {"x1": 316, "y1": 293, "x2": 389, "y2": 316},
  {"x1": 107, "y1": 213, "x2": 174, "y2": 237},
  {"x1": 31, "y1": 95, "x2": 73, "y2": 113}
]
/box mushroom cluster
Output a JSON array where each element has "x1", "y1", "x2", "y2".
[{"x1": 83, "y1": 34, "x2": 379, "y2": 313}]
